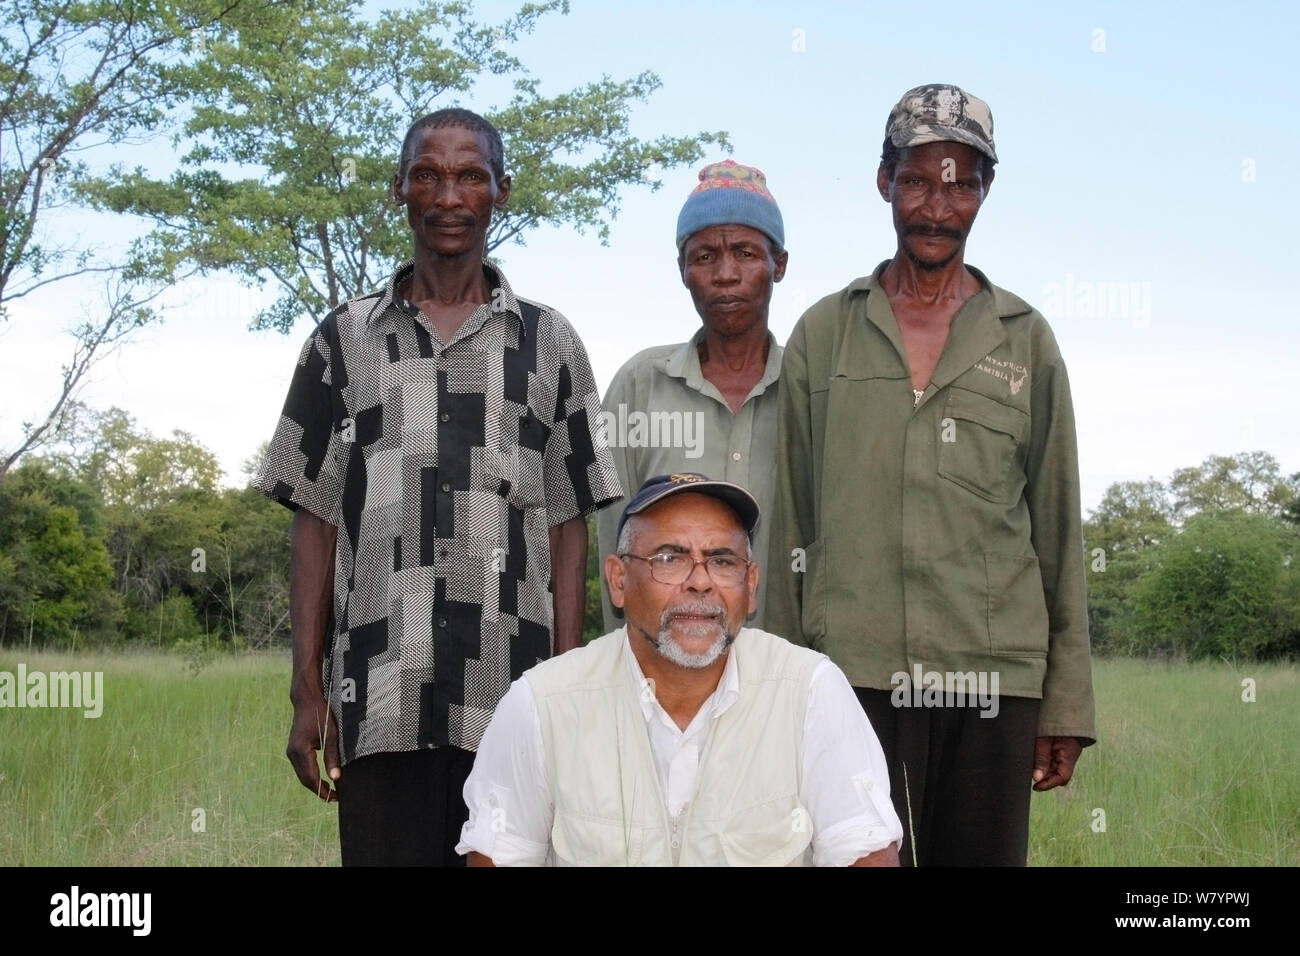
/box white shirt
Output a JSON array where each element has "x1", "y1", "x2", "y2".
[{"x1": 457, "y1": 640, "x2": 903, "y2": 867}]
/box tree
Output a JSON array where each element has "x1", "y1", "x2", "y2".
[
  {"x1": 1169, "y1": 451, "x2": 1299, "y2": 521},
  {"x1": 0, "y1": 0, "x2": 239, "y2": 478},
  {"x1": 1082, "y1": 478, "x2": 1174, "y2": 653},
  {"x1": 0, "y1": 460, "x2": 119, "y2": 646},
  {"x1": 1085, "y1": 477, "x2": 1174, "y2": 553},
  {"x1": 0, "y1": 278, "x2": 166, "y2": 477},
  {"x1": 28, "y1": 408, "x2": 296, "y2": 647},
  {"x1": 41, "y1": 406, "x2": 222, "y2": 627},
  {"x1": 200, "y1": 485, "x2": 292, "y2": 648},
  {"x1": 85, "y1": 0, "x2": 729, "y2": 332},
  {"x1": 1282, "y1": 473, "x2": 1300, "y2": 526},
  {"x1": 1131, "y1": 511, "x2": 1299, "y2": 660}
]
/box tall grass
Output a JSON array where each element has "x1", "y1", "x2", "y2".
[
  {"x1": 1029, "y1": 659, "x2": 1298, "y2": 865},
  {"x1": 0, "y1": 650, "x2": 337, "y2": 866},
  {"x1": 1, "y1": 652, "x2": 1295, "y2": 865}
]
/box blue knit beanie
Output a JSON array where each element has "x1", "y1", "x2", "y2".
[{"x1": 675, "y1": 159, "x2": 784, "y2": 251}]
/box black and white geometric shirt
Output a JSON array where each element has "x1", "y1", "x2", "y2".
[{"x1": 254, "y1": 261, "x2": 621, "y2": 763}]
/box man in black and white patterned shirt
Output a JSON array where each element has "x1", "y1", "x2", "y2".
[{"x1": 254, "y1": 107, "x2": 621, "y2": 866}]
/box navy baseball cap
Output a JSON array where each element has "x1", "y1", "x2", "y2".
[{"x1": 615, "y1": 473, "x2": 760, "y2": 543}]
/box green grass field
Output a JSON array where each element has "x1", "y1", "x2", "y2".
[{"x1": 1, "y1": 651, "x2": 1296, "y2": 866}]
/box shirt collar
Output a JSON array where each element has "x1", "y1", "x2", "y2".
[
  {"x1": 849, "y1": 260, "x2": 1035, "y2": 320},
  {"x1": 364, "y1": 259, "x2": 528, "y2": 337},
  {"x1": 622, "y1": 626, "x2": 741, "y2": 730},
  {"x1": 848, "y1": 260, "x2": 1029, "y2": 395},
  {"x1": 660, "y1": 328, "x2": 782, "y2": 398}
]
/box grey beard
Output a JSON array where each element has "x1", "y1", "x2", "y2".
[{"x1": 652, "y1": 601, "x2": 735, "y2": 669}]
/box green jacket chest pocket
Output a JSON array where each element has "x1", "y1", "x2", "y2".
[{"x1": 937, "y1": 387, "x2": 1029, "y2": 504}]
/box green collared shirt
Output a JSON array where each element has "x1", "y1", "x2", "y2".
[
  {"x1": 596, "y1": 328, "x2": 783, "y2": 632},
  {"x1": 765, "y1": 262, "x2": 1096, "y2": 744}
]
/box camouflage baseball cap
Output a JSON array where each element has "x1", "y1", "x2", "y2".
[{"x1": 885, "y1": 84, "x2": 998, "y2": 164}]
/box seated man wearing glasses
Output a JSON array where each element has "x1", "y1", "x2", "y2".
[{"x1": 457, "y1": 472, "x2": 902, "y2": 866}]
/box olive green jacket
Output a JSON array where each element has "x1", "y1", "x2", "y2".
[{"x1": 766, "y1": 263, "x2": 1096, "y2": 744}]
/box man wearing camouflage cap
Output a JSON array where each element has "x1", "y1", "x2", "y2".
[
  {"x1": 766, "y1": 84, "x2": 1096, "y2": 865},
  {"x1": 597, "y1": 159, "x2": 789, "y2": 632}
]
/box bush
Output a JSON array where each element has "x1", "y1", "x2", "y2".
[
  {"x1": 123, "y1": 593, "x2": 207, "y2": 647},
  {"x1": 1131, "y1": 511, "x2": 1299, "y2": 660}
]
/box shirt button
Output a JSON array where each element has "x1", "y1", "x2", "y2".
[
  {"x1": 670, "y1": 838, "x2": 680, "y2": 848},
  {"x1": 440, "y1": 412, "x2": 450, "y2": 422},
  {"x1": 440, "y1": 482, "x2": 451, "y2": 493},
  {"x1": 437, "y1": 617, "x2": 448, "y2": 628},
  {"x1": 731, "y1": 451, "x2": 741, "y2": 461},
  {"x1": 439, "y1": 548, "x2": 448, "y2": 559}
]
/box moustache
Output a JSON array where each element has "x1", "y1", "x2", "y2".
[
  {"x1": 904, "y1": 224, "x2": 963, "y2": 240},
  {"x1": 659, "y1": 601, "x2": 727, "y2": 630},
  {"x1": 424, "y1": 214, "x2": 476, "y2": 229}
]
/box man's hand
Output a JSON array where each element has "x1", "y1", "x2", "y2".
[
  {"x1": 287, "y1": 694, "x2": 341, "y2": 801},
  {"x1": 288, "y1": 508, "x2": 339, "y2": 800},
  {"x1": 1031, "y1": 735, "x2": 1083, "y2": 791}
]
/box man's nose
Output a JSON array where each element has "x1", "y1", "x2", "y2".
[
  {"x1": 684, "y1": 558, "x2": 714, "y2": 592},
  {"x1": 712, "y1": 253, "x2": 740, "y2": 283},
  {"x1": 432, "y1": 178, "x2": 461, "y2": 208},
  {"x1": 918, "y1": 182, "x2": 952, "y2": 220}
]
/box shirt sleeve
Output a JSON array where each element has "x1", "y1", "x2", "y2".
[
  {"x1": 456, "y1": 676, "x2": 554, "y2": 866},
  {"x1": 542, "y1": 313, "x2": 623, "y2": 527},
  {"x1": 765, "y1": 312, "x2": 817, "y2": 646},
  {"x1": 1025, "y1": 348, "x2": 1097, "y2": 744},
  {"x1": 252, "y1": 321, "x2": 346, "y2": 524},
  {"x1": 802, "y1": 659, "x2": 904, "y2": 867},
  {"x1": 595, "y1": 361, "x2": 638, "y2": 633}
]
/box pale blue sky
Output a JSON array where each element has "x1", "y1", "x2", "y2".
[{"x1": 3, "y1": 0, "x2": 1297, "y2": 510}]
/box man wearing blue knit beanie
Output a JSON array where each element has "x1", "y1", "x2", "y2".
[{"x1": 596, "y1": 159, "x2": 789, "y2": 631}]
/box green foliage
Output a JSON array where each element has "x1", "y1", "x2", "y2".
[
  {"x1": 1087, "y1": 452, "x2": 1300, "y2": 661},
  {"x1": 583, "y1": 512, "x2": 602, "y2": 644},
  {"x1": 81, "y1": 0, "x2": 729, "y2": 331},
  {"x1": 193, "y1": 486, "x2": 292, "y2": 649},
  {"x1": 124, "y1": 592, "x2": 205, "y2": 647},
  {"x1": 1, "y1": 4, "x2": 246, "y2": 477},
  {"x1": 0, "y1": 461, "x2": 119, "y2": 646},
  {"x1": 8, "y1": 407, "x2": 292, "y2": 648},
  {"x1": 1084, "y1": 478, "x2": 1174, "y2": 653},
  {"x1": 0, "y1": 0, "x2": 233, "y2": 308},
  {"x1": 1131, "y1": 511, "x2": 1299, "y2": 661},
  {"x1": 175, "y1": 635, "x2": 215, "y2": 677},
  {"x1": 1169, "y1": 450, "x2": 1298, "y2": 520}
]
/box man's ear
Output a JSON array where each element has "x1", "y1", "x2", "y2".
[
  {"x1": 605, "y1": 553, "x2": 627, "y2": 610},
  {"x1": 391, "y1": 172, "x2": 405, "y2": 206},
  {"x1": 494, "y1": 174, "x2": 511, "y2": 209},
  {"x1": 876, "y1": 163, "x2": 891, "y2": 202},
  {"x1": 772, "y1": 248, "x2": 789, "y2": 283},
  {"x1": 744, "y1": 557, "x2": 760, "y2": 619}
]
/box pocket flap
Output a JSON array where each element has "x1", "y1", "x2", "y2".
[{"x1": 943, "y1": 387, "x2": 1028, "y2": 441}]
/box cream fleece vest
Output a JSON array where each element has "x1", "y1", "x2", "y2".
[{"x1": 526, "y1": 626, "x2": 825, "y2": 866}]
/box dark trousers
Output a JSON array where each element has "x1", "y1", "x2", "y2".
[
  {"x1": 337, "y1": 746, "x2": 476, "y2": 866},
  {"x1": 855, "y1": 688, "x2": 1040, "y2": 867}
]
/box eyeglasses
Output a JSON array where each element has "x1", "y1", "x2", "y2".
[{"x1": 619, "y1": 551, "x2": 750, "y2": 588}]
